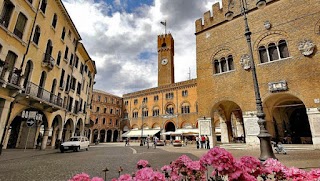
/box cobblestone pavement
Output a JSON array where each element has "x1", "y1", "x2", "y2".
[{"x1": 0, "y1": 142, "x2": 319, "y2": 181}]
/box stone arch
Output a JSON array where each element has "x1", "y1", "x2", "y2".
[
  {"x1": 253, "y1": 30, "x2": 289, "y2": 50},
  {"x1": 181, "y1": 121, "x2": 192, "y2": 129},
  {"x1": 131, "y1": 124, "x2": 139, "y2": 129},
  {"x1": 49, "y1": 114, "x2": 63, "y2": 148},
  {"x1": 7, "y1": 108, "x2": 48, "y2": 149},
  {"x1": 263, "y1": 93, "x2": 312, "y2": 144},
  {"x1": 106, "y1": 130, "x2": 112, "y2": 142},
  {"x1": 100, "y1": 129, "x2": 106, "y2": 142},
  {"x1": 142, "y1": 123, "x2": 149, "y2": 129},
  {"x1": 152, "y1": 123, "x2": 160, "y2": 129},
  {"x1": 210, "y1": 46, "x2": 235, "y2": 60},
  {"x1": 63, "y1": 118, "x2": 74, "y2": 142},
  {"x1": 75, "y1": 118, "x2": 84, "y2": 136},
  {"x1": 113, "y1": 130, "x2": 119, "y2": 142},
  {"x1": 211, "y1": 100, "x2": 245, "y2": 144}
]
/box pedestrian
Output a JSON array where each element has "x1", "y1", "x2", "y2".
[
  {"x1": 184, "y1": 137, "x2": 188, "y2": 146},
  {"x1": 153, "y1": 137, "x2": 158, "y2": 149},
  {"x1": 37, "y1": 133, "x2": 42, "y2": 149},
  {"x1": 125, "y1": 138, "x2": 128, "y2": 146},
  {"x1": 196, "y1": 136, "x2": 199, "y2": 149},
  {"x1": 146, "y1": 135, "x2": 150, "y2": 149},
  {"x1": 201, "y1": 135, "x2": 205, "y2": 149},
  {"x1": 206, "y1": 135, "x2": 210, "y2": 149}
]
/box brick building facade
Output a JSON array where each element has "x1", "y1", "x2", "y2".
[{"x1": 195, "y1": 0, "x2": 320, "y2": 147}]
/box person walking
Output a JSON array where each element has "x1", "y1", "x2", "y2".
[
  {"x1": 196, "y1": 136, "x2": 199, "y2": 149},
  {"x1": 153, "y1": 137, "x2": 158, "y2": 149},
  {"x1": 146, "y1": 135, "x2": 150, "y2": 149},
  {"x1": 206, "y1": 135, "x2": 210, "y2": 149},
  {"x1": 201, "y1": 135, "x2": 205, "y2": 149}
]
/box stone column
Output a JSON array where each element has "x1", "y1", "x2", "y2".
[
  {"x1": 41, "y1": 129, "x2": 50, "y2": 150},
  {"x1": 0, "y1": 100, "x2": 11, "y2": 149},
  {"x1": 51, "y1": 128, "x2": 57, "y2": 147},
  {"x1": 306, "y1": 108, "x2": 320, "y2": 149},
  {"x1": 104, "y1": 130, "x2": 107, "y2": 142},
  {"x1": 89, "y1": 129, "x2": 93, "y2": 143},
  {"x1": 119, "y1": 130, "x2": 123, "y2": 142},
  {"x1": 243, "y1": 111, "x2": 260, "y2": 146},
  {"x1": 161, "y1": 129, "x2": 166, "y2": 140},
  {"x1": 3, "y1": 128, "x2": 11, "y2": 149},
  {"x1": 118, "y1": 130, "x2": 121, "y2": 142},
  {"x1": 58, "y1": 129, "x2": 63, "y2": 141},
  {"x1": 220, "y1": 121, "x2": 229, "y2": 143},
  {"x1": 111, "y1": 130, "x2": 114, "y2": 142}
]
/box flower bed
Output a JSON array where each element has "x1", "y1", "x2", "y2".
[{"x1": 69, "y1": 147, "x2": 320, "y2": 181}]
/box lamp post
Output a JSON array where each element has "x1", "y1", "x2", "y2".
[
  {"x1": 140, "y1": 102, "x2": 146, "y2": 146},
  {"x1": 225, "y1": 0, "x2": 276, "y2": 161}
]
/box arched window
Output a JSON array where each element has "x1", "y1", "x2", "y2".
[
  {"x1": 181, "y1": 103, "x2": 190, "y2": 114},
  {"x1": 220, "y1": 57, "x2": 227, "y2": 72},
  {"x1": 103, "y1": 118, "x2": 106, "y2": 124},
  {"x1": 132, "y1": 110, "x2": 138, "y2": 118},
  {"x1": 32, "y1": 25, "x2": 40, "y2": 44},
  {"x1": 227, "y1": 55, "x2": 234, "y2": 70},
  {"x1": 214, "y1": 59, "x2": 220, "y2": 74},
  {"x1": 166, "y1": 104, "x2": 174, "y2": 114},
  {"x1": 142, "y1": 108, "x2": 148, "y2": 117},
  {"x1": 52, "y1": 14, "x2": 57, "y2": 28},
  {"x1": 259, "y1": 46, "x2": 268, "y2": 63},
  {"x1": 268, "y1": 43, "x2": 279, "y2": 61},
  {"x1": 61, "y1": 27, "x2": 66, "y2": 40},
  {"x1": 56, "y1": 51, "x2": 61, "y2": 65},
  {"x1": 14, "y1": 12, "x2": 27, "y2": 39},
  {"x1": 278, "y1": 40, "x2": 289, "y2": 58},
  {"x1": 152, "y1": 107, "x2": 159, "y2": 117},
  {"x1": 1, "y1": 0, "x2": 15, "y2": 28},
  {"x1": 40, "y1": 0, "x2": 47, "y2": 13}
]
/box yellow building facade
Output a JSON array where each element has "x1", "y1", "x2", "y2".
[
  {"x1": 0, "y1": 0, "x2": 96, "y2": 151},
  {"x1": 195, "y1": 0, "x2": 320, "y2": 147},
  {"x1": 89, "y1": 90, "x2": 123, "y2": 143},
  {"x1": 123, "y1": 34, "x2": 199, "y2": 140}
]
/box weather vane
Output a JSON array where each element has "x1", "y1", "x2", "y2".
[{"x1": 160, "y1": 20, "x2": 166, "y2": 34}]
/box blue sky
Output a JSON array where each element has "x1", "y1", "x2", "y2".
[{"x1": 63, "y1": 0, "x2": 219, "y2": 96}]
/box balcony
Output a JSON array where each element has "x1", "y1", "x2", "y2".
[
  {"x1": 42, "y1": 53, "x2": 55, "y2": 70},
  {"x1": 0, "y1": 60, "x2": 22, "y2": 92},
  {"x1": 24, "y1": 82, "x2": 63, "y2": 110}
]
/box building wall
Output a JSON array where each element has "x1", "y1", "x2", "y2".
[
  {"x1": 123, "y1": 79, "x2": 198, "y2": 134},
  {"x1": 89, "y1": 90, "x2": 123, "y2": 142},
  {"x1": 0, "y1": 0, "x2": 96, "y2": 150},
  {"x1": 195, "y1": 0, "x2": 320, "y2": 146}
]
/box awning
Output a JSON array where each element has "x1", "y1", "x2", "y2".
[{"x1": 121, "y1": 129, "x2": 161, "y2": 137}]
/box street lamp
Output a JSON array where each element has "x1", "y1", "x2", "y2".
[
  {"x1": 140, "y1": 103, "x2": 146, "y2": 146},
  {"x1": 225, "y1": 0, "x2": 276, "y2": 161}
]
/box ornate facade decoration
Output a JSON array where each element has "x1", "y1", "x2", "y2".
[
  {"x1": 268, "y1": 80, "x2": 288, "y2": 93},
  {"x1": 240, "y1": 54, "x2": 251, "y2": 70},
  {"x1": 264, "y1": 21, "x2": 271, "y2": 30},
  {"x1": 298, "y1": 40, "x2": 315, "y2": 56}
]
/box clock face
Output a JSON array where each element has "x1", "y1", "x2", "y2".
[{"x1": 161, "y1": 58, "x2": 168, "y2": 65}]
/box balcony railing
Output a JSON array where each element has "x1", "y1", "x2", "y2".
[
  {"x1": 9, "y1": 68, "x2": 21, "y2": 85},
  {"x1": 25, "y1": 82, "x2": 63, "y2": 107},
  {"x1": 42, "y1": 53, "x2": 55, "y2": 70}
]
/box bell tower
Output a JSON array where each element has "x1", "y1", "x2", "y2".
[{"x1": 158, "y1": 34, "x2": 174, "y2": 86}]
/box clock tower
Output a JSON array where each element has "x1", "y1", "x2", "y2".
[{"x1": 158, "y1": 34, "x2": 174, "y2": 86}]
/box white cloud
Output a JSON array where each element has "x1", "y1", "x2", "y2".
[{"x1": 63, "y1": 0, "x2": 220, "y2": 96}]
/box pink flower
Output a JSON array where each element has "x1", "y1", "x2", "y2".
[
  {"x1": 91, "y1": 177, "x2": 103, "y2": 181},
  {"x1": 135, "y1": 167, "x2": 154, "y2": 180},
  {"x1": 118, "y1": 174, "x2": 133, "y2": 181},
  {"x1": 68, "y1": 173, "x2": 90, "y2": 181},
  {"x1": 161, "y1": 165, "x2": 172, "y2": 172},
  {"x1": 186, "y1": 161, "x2": 202, "y2": 171},
  {"x1": 284, "y1": 167, "x2": 308, "y2": 181},
  {"x1": 308, "y1": 169, "x2": 320, "y2": 180},
  {"x1": 136, "y1": 160, "x2": 149, "y2": 169}
]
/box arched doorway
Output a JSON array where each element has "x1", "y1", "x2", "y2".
[
  {"x1": 165, "y1": 121, "x2": 176, "y2": 140},
  {"x1": 63, "y1": 119, "x2": 74, "y2": 142},
  {"x1": 50, "y1": 115, "x2": 62, "y2": 148},
  {"x1": 113, "y1": 130, "x2": 118, "y2": 142},
  {"x1": 75, "y1": 118, "x2": 83, "y2": 136},
  {"x1": 211, "y1": 101, "x2": 245, "y2": 144},
  {"x1": 93, "y1": 129, "x2": 98, "y2": 143},
  {"x1": 264, "y1": 93, "x2": 312, "y2": 144},
  {"x1": 8, "y1": 109, "x2": 47, "y2": 149},
  {"x1": 107, "y1": 130, "x2": 112, "y2": 142},
  {"x1": 100, "y1": 130, "x2": 106, "y2": 142}
]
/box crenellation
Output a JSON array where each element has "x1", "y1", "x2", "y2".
[{"x1": 195, "y1": 0, "x2": 278, "y2": 34}]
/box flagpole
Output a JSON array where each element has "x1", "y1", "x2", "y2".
[{"x1": 165, "y1": 20, "x2": 166, "y2": 34}]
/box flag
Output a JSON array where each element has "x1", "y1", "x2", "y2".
[{"x1": 160, "y1": 21, "x2": 166, "y2": 26}]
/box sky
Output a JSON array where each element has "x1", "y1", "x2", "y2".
[{"x1": 62, "y1": 0, "x2": 220, "y2": 96}]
